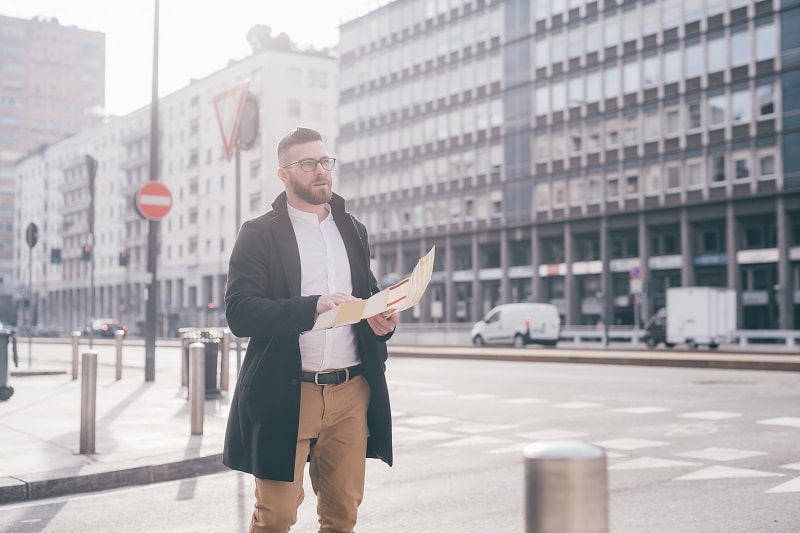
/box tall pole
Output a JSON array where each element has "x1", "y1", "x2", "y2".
[
  {"x1": 234, "y1": 144, "x2": 242, "y2": 371},
  {"x1": 145, "y1": 0, "x2": 160, "y2": 381}
]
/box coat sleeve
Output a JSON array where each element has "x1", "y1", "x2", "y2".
[{"x1": 224, "y1": 218, "x2": 317, "y2": 338}]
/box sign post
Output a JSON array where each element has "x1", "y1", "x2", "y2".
[
  {"x1": 630, "y1": 266, "x2": 643, "y2": 342},
  {"x1": 25, "y1": 222, "x2": 37, "y2": 368},
  {"x1": 135, "y1": 181, "x2": 173, "y2": 221}
]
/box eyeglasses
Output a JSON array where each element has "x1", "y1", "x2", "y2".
[{"x1": 281, "y1": 157, "x2": 336, "y2": 172}]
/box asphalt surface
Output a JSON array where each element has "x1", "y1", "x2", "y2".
[{"x1": 0, "y1": 338, "x2": 797, "y2": 505}]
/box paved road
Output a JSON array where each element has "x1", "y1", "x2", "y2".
[{"x1": 2, "y1": 356, "x2": 798, "y2": 532}]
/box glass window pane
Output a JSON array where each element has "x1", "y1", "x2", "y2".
[
  {"x1": 586, "y1": 71, "x2": 601, "y2": 102},
  {"x1": 688, "y1": 102, "x2": 702, "y2": 129},
  {"x1": 731, "y1": 32, "x2": 751, "y2": 67},
  {"x1": 569, "y1": 77, "x2": 584, "y2": 105},
  {"x1": 710, "y1": 154, "x2": 726, "y2": 183},
  {"x1": 757, "y1": 83, "x2": 774, "y2": 116},
  {"x1": 624, "y1": 61, "x2": 640, "y2": 94},
  {"x1": 732, "y1": 90, "x2": 752, "y2": 123},
  {"x1": 707, "y1": 38, "x2": 727, "y2": 72},
  {"x1": 756, "y1": 25, "x2": 776, "y2": 61},
  {"x1": 663, "y1": 49, "x2": 681, "y2": 83},
  {"x1": 604, "y1": 66, "x2": 620, "y2": 98},
  {"x1": 643, "y1": 56, "x2": 659, "y2": 88},
  {"x1": 535, "y1": 86, "x2": 550, "y2": 115},
  {"x1": 685, "y1": 44, "x2": 704, "y2": 78},
  {"x1": 709, "y1": 94, "x2": 727, "y2": 126},
  {"x1": 604, "y1": 17, "x2": 620, "y2": 48}
]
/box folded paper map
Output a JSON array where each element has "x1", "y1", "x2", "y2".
[{"x1": 312, "y1": 246, "x2": 436, "y2": 331}]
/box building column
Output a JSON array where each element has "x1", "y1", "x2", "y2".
[
  {"x1": 726, "y1": 202, "x2": 741, "y2": 328},
  {"x1": 564, "y1": 221, "x2": 576, "y2": 326},
  {"x1": 420, "y1": 239, "x2": 431, "y2": 323},
  {"x1": 444, "y1": 235, "x2": 454, "y2": 322},
  {"x1": 776, "y1": 196, "x2": 794, "y2": 330},
  {"x1": 680, "y1": 208, "x2": 694, "y2": 286},
  {"x1": 500, "y1": 228, "x2": 509, "y2": 304},
  {"x1": 600, "y1": 213, "x2": 611, "y2": 337},
  {"x1": 638, "y1": 212, "x2": 650, "y2": 324},
  {"x1": 530, "y1": 225, "x2": 540, "y2": 302},
  {"x1": 471, "y1": 232, "x2": 481, "y2": 321}
]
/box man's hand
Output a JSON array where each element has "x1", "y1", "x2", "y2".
[
  {"x1": 316, "y1": 292, "x2": 357, "y2": 319},
  {"x1": 367, "y1": 311, "x2": 398, "y2": 336}
]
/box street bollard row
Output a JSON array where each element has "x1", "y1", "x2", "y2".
[
  {"x1": 79, "y1": 350, "x2": 97, "y2": 454},
  {"x1": 524, "y1": 440, "x2": 608, "y2": 533},
  {"x1": 189, "y1": 342, "x2": 205, "y2": 435}
]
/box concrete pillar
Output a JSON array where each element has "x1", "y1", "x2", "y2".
[
  {"x1": 680, "y1": 208, "x2": 694, "y2": 287},
  {"x1": 726, "y1": 202, "x2": 741, "y2": 328},
  {"x1": 776, "y1": 196, "x2": 794, "y2": 330},
  {"x1": 564, "y1": 221, "x2": 576, "y2": 326}
]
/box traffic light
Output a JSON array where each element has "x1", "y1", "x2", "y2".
[
  {"x1": 207, "y1": 302, "x2": 216, "y2": 310},
  {"x1": 50, "y1": 248, "x2": 61, "y2": 264},
  {"x1": 81, "y1": 244, "x2": 92, "y2": 261},
  {"x1": 119, "y1": 250, "x2": 129, "y2": 266}
]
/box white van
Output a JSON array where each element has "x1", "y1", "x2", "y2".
[{"x1": 471, "y1": 303, "x2": 561, "y2": 347}]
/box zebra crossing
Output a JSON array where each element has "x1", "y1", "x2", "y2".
[{"x1": 387, "y1": 379, "x2": 800, "y2": 495}]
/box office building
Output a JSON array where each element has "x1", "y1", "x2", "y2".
[
  {"x1": 14, "y1": 35, "x2": 337, "y2": 334},
  {"x1": 0, "y1": 14, "x2": 105, "y2": 318},
  {"x1": 337, "y1": 0, "x2": 800, "y2": 330}
]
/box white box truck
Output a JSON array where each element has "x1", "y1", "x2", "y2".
[{"x1": 665, "y1": 287, "x2": 737, "y2": 349}]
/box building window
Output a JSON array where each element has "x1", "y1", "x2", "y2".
[
  {"x1": 570, "y1": 126, "x2": 583, "y2": 154},
  {"x1": 535, "y1": 183, "x2": 550, "y2": 211},
  {"x1": 606, "y1": 118, "x2": 619, "y2": 148},
  {"x1": 664, "y1": 107, "x2": 680, "y2": 136},
  {"x1": 708, "y1": 94, "x2": 727, "y2": 126},
  {"x1": 710, "y1": 154, "x2": 726, "y2": 183},
  {"x1": 624, "y1": 115, "x2": 639, "y2": 145},
  {"x1": 757, "y1": 83, "x2": 774, "y2": 116},
  {"x1": 663, "y1": 49, "x2": 681, "y2": 84},
  {"x1": 733, "y1": 152, "x2": 751, "y2": 181},
  {"x1": 587, "y1": 175, "x2": 602, "y2": 203},
  {"x1": 626, "y1": 174, "x2": 639, "y2": 196},
  {"x1": 688, "y1": 102, "x2": 702, "y2": 129},
  {"x1": 553, "y1": 181, "x2": 566, "y2": 207},
  {"x1": 756, "y1": 24, "x2": 777, "y2": 61},
  {"x1": 588, "y1": 122, "x2": 601, "y2": 151},
  {"x1": 666, "y1": 165, "x2": 681, "y2": 190},
  {"x1": 686, "y1": 160, "x2": 704, "y2": 188},
  {"x1": 758, "y1": 152, "x2": 776, "y2": 180},
  {"x1": 730, "y1": 31, "x2": 751, "y2": 68},
  {"x1": 570, "y1": 178, "x2": 584, "y2": 205},
  {"x1": 643, "y1": 56, "x2": 659, "y2": 88},
  {"x1": 707, "y1": 37, "x2": 727, "y2": 72},
  {"x1": 645, "y1": 109, "x2": 660, "y2": 140},
  {"x1": 586, "y1": 72, "x2": 601, "y2": 102},
  {"x1": 731, "y1": 90, "x2": 752, "y2": 123},
  {"x1": 645, "y1": 165, "x2": 660, "y2": 195},
  {"x1": 623, "y1": 61, "x2": 639, "y2": 94},
  {"x1": 685, "y1": 43, "x2": 704, "y2": 78},
  {"x1": 607, "y1": 175, "x2": 620, "y2": 199}
]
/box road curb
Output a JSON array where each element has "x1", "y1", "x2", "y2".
[
  {"x1": 387, "y1": 346, "x2": 800, "y2": 372},
  {"x1": 0, "y1": 454, "x2": 226, "y2": 504}
]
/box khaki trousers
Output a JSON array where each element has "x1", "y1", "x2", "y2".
[{"x1": 251, "y1": 375, "x2": 371, "y2": 533}]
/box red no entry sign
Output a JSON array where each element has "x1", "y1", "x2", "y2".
[{"x1": 135, "y1": 181, "x2": 173, "y2": 221}]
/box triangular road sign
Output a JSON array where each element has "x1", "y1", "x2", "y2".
[{"x1": 213, "y1": 81, "x2": 250, "y2": 161}]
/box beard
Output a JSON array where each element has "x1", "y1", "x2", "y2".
[{"x1": 289, "y1": 173, "x2": 332, "y2": 205}]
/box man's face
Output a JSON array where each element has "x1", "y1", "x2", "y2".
[{"x1": 279, "y1": 140, "x2": 333, "y2": 206}]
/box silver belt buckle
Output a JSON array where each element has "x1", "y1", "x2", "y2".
[{"x1": 314, "y1": 372, "x2": 323, "y2": 386}]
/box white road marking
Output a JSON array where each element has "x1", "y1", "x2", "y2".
[
  {"x1": 502, "y1": 397, "x2": 548, "y2": 404},
  {"x1": 757, "y1": 417, "x2": 800, "y2": 428},
  {"x1": 454, "y1": 393, "x2": 496, "y2": 400},
  {"x1": 518, "y1": 429, "x2": 588, "y2": 440},
  {"x1": 765, "y1": 477, "x2": 800, "y2": 494},
  {"x1": 609, "y1": 457, "x2": 701, "y2": 470},
  {"x1": 594, "y1": 438, "x2": 669, "y2": 451},
  {"x1": 675, "y1": 466, "x2": 785, "y2": 481},
  {"x1": 553, "y1": 401, "x2": 604, "y2": 409},
  {"x1": 678, "y1": 411, "x2": 742, "y2": 420},
  {"x1": 675, "y1": 447, "x2": 767, "y2": 462},
  {"x1": 451, "y1": 422, "x2": 518, "y2": 434},
  {"x1": 402, "y1": 415, "x2": 454, "y2": 426},
  {"x1": 434, "y1": 435, "x2": 510, "y2": 448},
  {"x1": 612, "y1": 407, "x2": 672, "y2": 414}
]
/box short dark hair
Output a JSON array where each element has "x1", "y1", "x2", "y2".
[{"x1": 277, "y1": 127, "x2": 323, "y2": 164}]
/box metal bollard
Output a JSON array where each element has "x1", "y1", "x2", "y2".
[
  {"x1": 220, "y1": 329, "x2": 230, "y2": 391},
  {"x1": 71, "y1": 331, "x2": 81, "y2": 380},
  {"x1": 189, "y1": 342, "x2": 205, "y2": 435},
  {"x1": 79, "y1": 350, "x2": 98, "y2": 454},
  {"x1": 114, "y1": 329, "x2": 125, "y2": 380},
  {"x1": 524, "y1": 440, "x2": 608, "y2": 533}
]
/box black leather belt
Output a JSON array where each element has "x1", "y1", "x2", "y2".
[{"x1": 302, "y1": 364, "x2": 363, "y2": 385}]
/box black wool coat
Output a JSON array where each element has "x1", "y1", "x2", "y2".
[{"x1": 222, "y1": 192, "x2": 393, "y2": 482}]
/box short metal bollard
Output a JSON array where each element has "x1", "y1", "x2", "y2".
[
  {"x1": 80, "y1": 350, "x2": 98, "y2": 454},
  {"x1": 114, "y1": 329, "x2": 125, "y2": 380},
  {"x1": 189, "y1": 342, "x2": 205, "y2": 435},
  {"x1": 524, "y1": 440, "x2": 608, "y2": 533},
  {"x1": 71, "y1": 331, "x2": 81, "y2": 380},
  {"x1": 220, "y1": 329, "x2": 230, "y2": 391}
]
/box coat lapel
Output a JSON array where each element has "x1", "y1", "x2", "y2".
[{"x1": 270, "y1": 193, "x2": 302, "y2": 296}]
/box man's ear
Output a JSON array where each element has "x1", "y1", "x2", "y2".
[{"x1": 277, "y1": 167, "x2": 288, "y2": 184}]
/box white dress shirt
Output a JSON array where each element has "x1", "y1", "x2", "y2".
[{"x1": 287, "y1": 202, "x2": 360, "y2": 371}]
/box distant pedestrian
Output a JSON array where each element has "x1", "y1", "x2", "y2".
[{"x1": 222, "y1": 126, "x2": 398, "y2": 532}]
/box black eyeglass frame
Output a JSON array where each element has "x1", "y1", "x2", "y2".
[{"x1": 281, "y1": 157, "x2": 336, "y2": 172}]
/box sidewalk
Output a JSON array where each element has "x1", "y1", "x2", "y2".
[
  {"x1": 0, "y1": 339, "x2": 797, "y2": 505},
  {"x1": 0, "y1": 341, "x2": 229, "y2": 504}
]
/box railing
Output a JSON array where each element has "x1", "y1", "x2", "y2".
[{"x1": 390, "y1": 322, "x2": 800, "y2": 351}]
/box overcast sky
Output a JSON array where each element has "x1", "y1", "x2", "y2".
[{"x1": 0, "y1": 0, "x2": 374, "y2": 115}]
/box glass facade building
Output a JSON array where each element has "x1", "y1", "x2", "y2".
[{"x1": 338, "y1": 0, "x2": 800, "y2": 329}]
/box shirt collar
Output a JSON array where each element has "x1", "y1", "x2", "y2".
[{"x1": 286, "y1": 201, "x2": 331, "y2": 224}]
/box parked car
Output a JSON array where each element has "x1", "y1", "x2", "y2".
[
  {"x1": 86, "y1": 318, "x2": 128, "y2": 337},
  {"x1": 471, "y1": 303, "x2": 561, "y2": 347}
]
